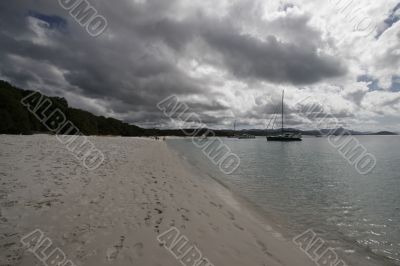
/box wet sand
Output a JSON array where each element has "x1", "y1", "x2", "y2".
[{"x1": 0, "y1": 135, "x2": 312, "y2": 266}]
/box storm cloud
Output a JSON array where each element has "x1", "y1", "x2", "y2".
[{"x1": 0, "y1": 0, "x2": 399, "y2": 130}]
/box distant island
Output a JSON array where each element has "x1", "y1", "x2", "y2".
[
  {"x1": 0, "y1": 80, "x2": 397, "y2": 137},
  {"x1": 374, "y1": 131, "x2": 398, "y2": 135}
]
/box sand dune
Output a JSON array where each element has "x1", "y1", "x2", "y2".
[{"x1": 0, "y1": 135, "x2": 312, "y2": 266}]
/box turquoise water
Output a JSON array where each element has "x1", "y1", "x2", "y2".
[{"x1": 168, "y1": 136, "x2": 400, "y2": 266}]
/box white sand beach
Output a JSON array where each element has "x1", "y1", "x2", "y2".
[{"x1": 0, "y1": 135, "x2": 312, "y2": 266}]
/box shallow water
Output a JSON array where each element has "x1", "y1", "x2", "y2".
[{"x1": 168, "y1": 136, "x2": 400, "y2": 266}]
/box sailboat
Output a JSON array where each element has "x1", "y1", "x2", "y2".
[
  {"x1": 230, "y1": 120, "x2": 255, "y2": 139},
  {"x1": 227, "y1": 120, "x2": 237, "y2": 138},
  {"x1": 267, "y1": 90, "x2": 302, "y2": 141}
]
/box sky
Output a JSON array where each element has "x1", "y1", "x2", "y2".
[{"x1": 0, "y1": 0, "x2": 399, "y2": 131}]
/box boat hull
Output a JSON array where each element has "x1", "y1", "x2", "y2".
[{"x1": 267, "y1": 136, "x2": 302, "y2": 141}]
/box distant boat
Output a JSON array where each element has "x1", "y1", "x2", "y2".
[
  {"x1": 200, "y1": 133, "x2": 208, "y2": 139},
  {"x1": 267, "y1": 90, "x2": 302, "y2": 142},
  {"x1": 238, "y1": 134, "x2": 256, "y2": 139},
  {"x1": 230, "y1": 120, "x2": 256, "y2": 139},
  {"x1": 227, "y1": 120, "x2": 236, "y2": 138}
]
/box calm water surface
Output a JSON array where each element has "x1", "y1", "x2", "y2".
[{"x1": 168, "y1": 136, "x2": 400, "y2": 266}]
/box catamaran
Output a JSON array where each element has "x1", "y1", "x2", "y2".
[{"x1": 267, "y1": 90, "x2": 302, "y2": 141}]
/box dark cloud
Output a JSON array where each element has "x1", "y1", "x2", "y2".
[
  {"x1": 345, "y1": 90, "x2": 367, "y2": 106},
  {"x1": 0, "y1": 0, "x2": 347, "y2": 128},
  {"x1": 202, "y1": 30, "x2": 345, "y2": 84},
  {"x1": 280, "y1": 3, "x2": 295, "y2": 12}
]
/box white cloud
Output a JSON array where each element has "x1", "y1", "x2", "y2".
[{"x1": 0, "y1": 0, "x2": 399, "y2": 131}]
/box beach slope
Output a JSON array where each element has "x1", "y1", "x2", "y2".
[{"x1": 0, "y1": 135, "x2": 311, "y2": 266}]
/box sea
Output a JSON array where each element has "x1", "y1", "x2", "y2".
[{"x1": 168, "y1": 136, "x2": 400, "y2": 266}]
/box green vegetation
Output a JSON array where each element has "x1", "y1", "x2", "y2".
[{"x1": 0, "y1": 80, "x2": 145, "y2": 136}]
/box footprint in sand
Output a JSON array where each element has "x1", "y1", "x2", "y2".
[
  {"x1": 106, "y1": 236, "x2": 125, "y2": 261},
  {"x1": 144, "y1": 211, "x2": 151, "y2": 226},
  {"x1": 256, "y1": 240, "x2": 269, "y2": 253},
  {"x1": 154, "y1": 217, "x2": 163, "y2": 233},
  {"x1": 169, "y1": 219, "x2": 176, "y2": 226},
  {"x1": 226, "y1": 211, "x2": 235, "y2": 220},
  {"x1": 181, "y1": 214, "x2": 189, "y2": 222},
  {"x1": 133, "y1": 242, "x2": 144, "y2": 258},
  {"x1": 209, "y1": 201, "x2": 222, "y2": 209},
  {"x1": 233, "y1": 222, "x2": 244, "y2": 231},
  {"x1": 256, "y1": 239, "x2": 283, "y2": 264}
]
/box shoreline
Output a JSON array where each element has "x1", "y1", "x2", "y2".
[
  {"x1": 166, "y1": 138, "x2": 399, "y2": 266},
  {"x1": 1, "y1": 135, "x2": 313, "y2": 266},
  {"x1": 167, "y1": 141, "x2": 290, "y2": 237}
]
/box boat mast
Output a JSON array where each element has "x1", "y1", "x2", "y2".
[{"x1": 281, "y1": 90, "x2": 284, "y2": 135}]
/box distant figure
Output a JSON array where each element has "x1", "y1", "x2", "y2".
[{"x1": 163, "y1": 137, "x2": 166, "y2": 141}]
